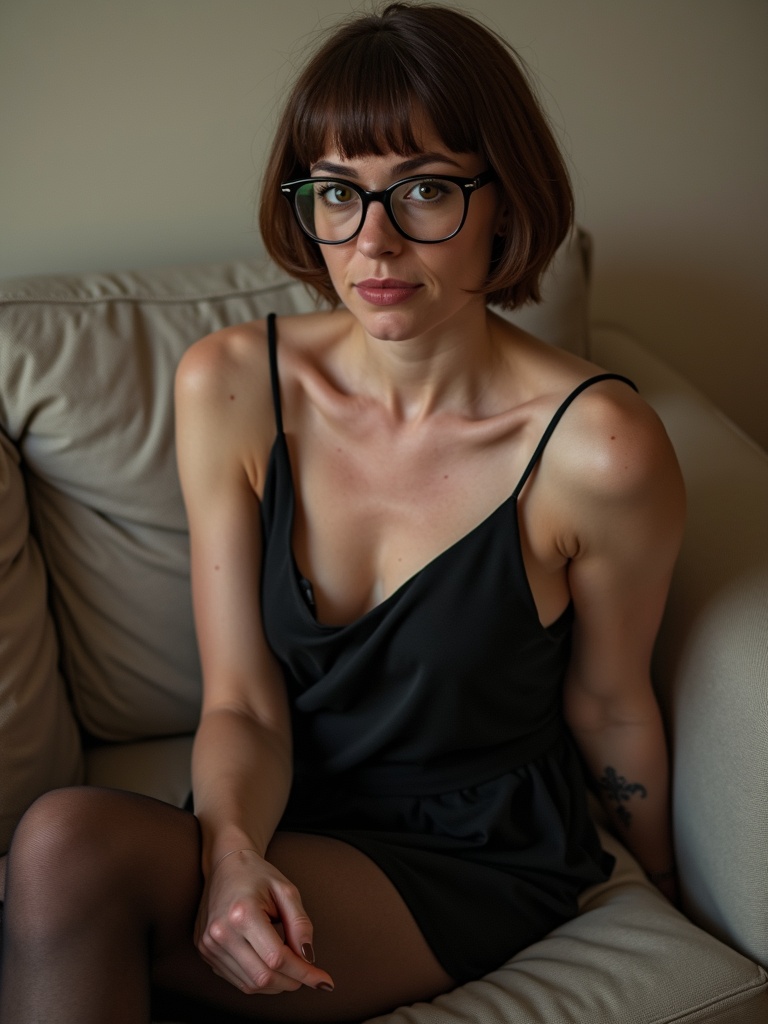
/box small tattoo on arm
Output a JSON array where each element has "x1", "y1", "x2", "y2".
[{"x1": 599, "y1": 766, "x2": 647, "y2": 828}]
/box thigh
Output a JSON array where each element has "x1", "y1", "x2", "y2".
[
  {"x1": 156, "y1": 830, "x2": 455, "y2": 1022},
  {"x1": 6, "y1": 786, "x2": 454, "y2": 1021}
]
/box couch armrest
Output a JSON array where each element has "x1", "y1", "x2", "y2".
[{"x1": 590, "y1": 327, "x2": 768, "y2": 969}]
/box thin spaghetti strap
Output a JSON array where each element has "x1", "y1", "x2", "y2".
[
  {"x1": 266, "y1": 312, "x2": 284, "y2": 436},
  {"x1": 512, "y1": 373, "x2": 637, "y2": 499}
]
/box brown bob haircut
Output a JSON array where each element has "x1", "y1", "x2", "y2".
[{"x1": 259, "y1": 2, "x2": 573, "y2": 310}]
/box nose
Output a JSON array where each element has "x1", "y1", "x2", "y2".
[{"x1": 355, "y1": 199, "x2": 402, "y2": 257}]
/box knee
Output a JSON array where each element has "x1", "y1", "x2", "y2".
[
  {"x1": 5, "y1": 788, "x2": 125, "y2": 933},
  {"x1": 9, "y1": 787, "x2": 104, "y2": 875}
]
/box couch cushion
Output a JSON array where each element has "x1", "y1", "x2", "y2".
[
  {"x1": 0, "y1": 433, "x2": 83, "y2": 851},
  {"x1": 0, "y1": 260, "x2": 315, "y2": 743},
  {"x1": 0, "y1": 233, "x2": 589, "y2": 844},
  {"x1": 502, "y1": 227, "x2": 591, "y2": 355},
  {"x1": 84, "y1": 735, "x2": 194, "y2": 809}
]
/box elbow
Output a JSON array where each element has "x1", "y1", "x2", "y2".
[{"x1": 564, "y1": 685, "x2": 663, "y2": 740}]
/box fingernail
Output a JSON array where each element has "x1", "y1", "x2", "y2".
[
  {"x1": 316, "y1": 982, "x2": 334, "y2": 992},
  {"x1": 301, "y1": 942, "x2": 315, "y2": 963}
]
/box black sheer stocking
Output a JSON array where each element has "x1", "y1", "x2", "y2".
[
  {"x1": 0, "y1": 786, "x2": 205, "y2": 1024},
  {"x1": 0, "y1": 786, "x2": 454, "y2": 1023}
]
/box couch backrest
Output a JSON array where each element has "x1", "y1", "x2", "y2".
[
  {"x1": 591, "y1": 327, "x2": 768, "y2": 970},
  {"x1": 0, "y1": 233, "x2": 591, "y2": 850}
]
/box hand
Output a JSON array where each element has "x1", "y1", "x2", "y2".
[{"x1": 194, "y1": 848, "x2": 334, "y2": 995}]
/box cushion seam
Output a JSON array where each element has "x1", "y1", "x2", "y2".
[
  {"x1": 0, "y1": 279, "x2": 301, "y2": 307},
  {"x1": 646, "y1": 970, "x2": 768, "y2": 1023}
]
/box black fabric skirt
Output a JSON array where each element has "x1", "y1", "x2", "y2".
[{"x1": 278, "y1": 737, "x2": 614, "y2": 983}]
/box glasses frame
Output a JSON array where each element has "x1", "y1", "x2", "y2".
[{"x1": 280, "y1": 169, "x2": 497, "y2": 245}]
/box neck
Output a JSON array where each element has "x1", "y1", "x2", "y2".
[{"x1": 345, "y1": 303, "x2": 501, "y2": 424}]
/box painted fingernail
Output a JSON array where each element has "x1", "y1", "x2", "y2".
[
  {"x1": 316, "y1": 982, "x2": 334, "y2": 992},
  {"x1": 301, "y1": 942, "x2": 315, "y2": 963}
]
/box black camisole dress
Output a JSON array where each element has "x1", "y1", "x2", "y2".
[{"x1": 260, "y1": 313, "x2": 624, "y2": 982}]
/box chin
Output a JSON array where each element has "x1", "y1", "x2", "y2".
[
  {"x1": 339, "y1": 296, "x2": 419, "y2": 340},
  {"x1": 356, "y1": 310, "x2": 427, "y2": 343}
]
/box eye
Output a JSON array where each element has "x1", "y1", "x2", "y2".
[
  {"x1": 315, "y1": 182, "x2": 357, "y2": 205},
  {"x1": 404, "y1": 179, "x2": 449, "y2": 202}
]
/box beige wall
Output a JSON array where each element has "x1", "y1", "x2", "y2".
[{"x1": 1, "y1": 0, "x2": 766, "y2": 449}]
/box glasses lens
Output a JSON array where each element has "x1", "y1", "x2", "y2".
[
  {"x1": 295, "y1": 181, "x2": 363, "y2": 243},
  {"x1": 391, "y1": 178, "x2": 465, "y2": 241}
]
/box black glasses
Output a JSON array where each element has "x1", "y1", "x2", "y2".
[{"x1": 280, "y1": 170, "x2": 497, "y2": 245}]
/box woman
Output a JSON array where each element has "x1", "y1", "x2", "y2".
[{"x1": 0, "y1": 4, "x2": 684, "y2": 1021}]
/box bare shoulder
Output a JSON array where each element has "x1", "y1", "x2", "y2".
[
  {"x1": 558, "y1": 375, "x2": 681, "y2": 501},
  {"x1": 494, "y1": 317, "x2": 686, "y2": 555},
  {"x1": 543, "y1": 373, "x2": 686, "y2": 564},
  {"x1": 494, "y1": 315, "x2": 678, "y2": 494},
  {"x1": 175, "y1": 319, "x2": 269, "y2": 402},
  {"x1": 174, "y1": 310, "x2": 348, "y2": 491},
  {"x1": 176, "y1": 309, "x2": 348, "y2": 393}
]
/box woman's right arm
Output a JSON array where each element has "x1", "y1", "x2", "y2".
[{"x1": 174, "y1": 329, "x2": 334, "y2": 994}]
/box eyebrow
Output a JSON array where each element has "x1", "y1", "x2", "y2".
[{"x1": 310, "y1": 152, "x2": 465, "y2": 177}]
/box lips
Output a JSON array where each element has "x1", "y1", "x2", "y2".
[{"x1": 354, "y1": 278, "x2": 421, "y2": 306}]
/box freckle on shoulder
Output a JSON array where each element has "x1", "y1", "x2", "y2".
[
  {"x1": 570, "y1": 382, "x2": 670, "y2": 490},
  {"x1": 177, "y1": 322, "x2": 267, "y2": 394}
]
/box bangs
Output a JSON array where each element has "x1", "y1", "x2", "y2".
[{"x1": 288, "y1": 29, "x2": 481, "y2": 170}]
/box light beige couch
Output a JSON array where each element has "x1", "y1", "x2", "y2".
[{"x1": 1, "y1": 233, "x2": 767, "y2": 1023}]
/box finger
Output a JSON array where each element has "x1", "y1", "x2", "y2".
[
  {"x1": 272, "y1": 881, "x2": 314, "y2": 961},
  {"x1": 198, "y1": 920, "x2": 260, "y2": 993},
  {"x1": 269, "y1": 880, "x2": 335, "y2": 989},
  {"x1": 200, "y1": 924, "x2": 304, "y2": 996},
  {"x1": 242, "y1": 912, "x2": 335, "y2": 992},
  {"x1": 202, "y1": 907, "x2": 331, "y2": 995}
]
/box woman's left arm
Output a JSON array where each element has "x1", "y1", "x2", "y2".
[{"x1": 562, "y1": 390, "x2": 685, "y2": 901}]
